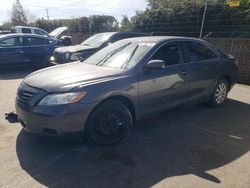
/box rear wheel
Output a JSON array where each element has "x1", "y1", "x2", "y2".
[
  {"x1": 208, "y1": 78, "x2": 229, "y2": 107},
  {"x1": 85, "y1": 100, "x2": 133, "y2": 146}
]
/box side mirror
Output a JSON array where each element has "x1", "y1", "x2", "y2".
[
  {"x1": 145, "y1": 59, "x2": 165, "y2": 70},
  {"x1": 59, "y1": 36, "x2": 72, "y2": 46}
]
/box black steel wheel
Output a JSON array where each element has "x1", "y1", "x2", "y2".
[{"x1": 85, "y1": 99, "x2": 133, "y2": 146}]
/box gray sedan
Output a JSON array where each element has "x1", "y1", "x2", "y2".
[{"x1": 16, "y1": 36, "x2": 238, "y2": 146}]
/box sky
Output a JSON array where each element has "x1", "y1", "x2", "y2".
[{"x1": 0, "y1": 0, "x2": 148, "y2": 24}]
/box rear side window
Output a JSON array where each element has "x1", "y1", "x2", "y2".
[
  {"x1": 34, "y1": 29, "x2": 48, "y2": 37},
  {"x1": 11, "y1": 28, "x2": 17, "y2": 33},
  {"x1": 21, "y1": 28, "x2": 32, "y2": 34},
  {"x1": 23, "y1": 37, "x2": 49, "y2": 46},
  {"x1": 185, "y1": 41, "x2": 217, "y2": 62},
  {"x1": 0, "y1": 37, "x2": 22, "y2": 47}
]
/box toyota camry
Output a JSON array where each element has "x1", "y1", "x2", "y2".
[{"x1": 16, "y1": 36, "x2": 238, "y2": 146}]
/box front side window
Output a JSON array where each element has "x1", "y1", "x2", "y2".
[
  {"x1": 185, "y1": 41, "x2": 217, "y2": 62},
  {"x1": 21, "y1": 28, "x2": 32, "y2": 34},
  {"x1": 85, "y1": 41, "x2": 155, "y2": 69},
  {"x1": 0, "y1": 37, "x2": 22, "y2": 47},
  {"x1": 23, "y1": 37, "x2": 49, "y2": 46},
  {"x1": 151, "y1": 43, "x2": 181, "y2": 66}
]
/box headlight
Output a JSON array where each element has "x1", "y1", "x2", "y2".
[
  {"x1": 50, "y1": 56, "x2": 55, "y2": 62},
  {"x1": 70, "y1": 53, "x2": 79, "y2": 61},
  {"x1": 64, "y1": 52, "x2": 71, "y2": 60},
  {"x1": 38, "y1": 92, "x2": 87, "y2": 106}
]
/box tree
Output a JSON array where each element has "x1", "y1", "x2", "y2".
[
  {"x1": 1, "y1": 21, "x2": 13, "y2": 30},
  {"x1": 11, "y1": 0, "x2": 28, "y2": 26},
  {"x1": 89, "y1": 15, "x2": 119, "y2": 33},
  {"x1": 120, "y1": 15, "x2": 132, "y2": 32},
  {"x1": 127, "y1": 0, "x2": 250, "y2": 38}
]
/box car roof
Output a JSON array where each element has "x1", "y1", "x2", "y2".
[
  {"x1": 119, "y1": 36, "x2": 205, "y2": 43},
  {"x1": 113, "y1": 32, "x2": 151, "y2": 36},
  {"x1": 94, "y1": 32, "x2": 117, "y2": 35},
  {"x1": 0, "y1": 33, "x2": 52, "y2": 39},
  {"x1": 12, "y1": 26, "x2": 45, "y2": 30}
]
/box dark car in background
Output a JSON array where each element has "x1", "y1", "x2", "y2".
[
  {"x1": 0, "y1": 34, "x2": 64, "y2": 68},
  {"x1": 16, "y1": 36, "x2": 238, "y2": 146},
  {"x1": 51, "y1": 32, "x2": 150, "y2": 64}
]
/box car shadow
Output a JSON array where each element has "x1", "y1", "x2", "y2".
[
  {"x1": 16, "y1": 99, "x2": 250, "y2": 187},
  {"x1": 0, "y1": 67, "x2": 38, "y2": 80}
]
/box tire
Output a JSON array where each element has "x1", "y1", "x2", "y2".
[
  {"x1": 207, "y1": 78, "x2": 229, "y2": 107},
  {"x1": 85, "y1": 99, "x2": 133, "y2": 147}
]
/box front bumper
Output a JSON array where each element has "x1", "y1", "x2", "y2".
[{"x1": 16, "y1": 102, "x2": 97, "y2": 136}]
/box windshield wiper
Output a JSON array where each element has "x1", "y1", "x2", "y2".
[
  {"x1": 96, "y1": 43, "x2": 131, "y2": 66},
  {"x1": 82, "y1": 43, "x2": 91, "y2": 46},
  {"x1": 121, "y1": 45, "x2": 139, "y2": 69}
]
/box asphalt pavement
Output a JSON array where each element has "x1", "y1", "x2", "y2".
[{"x1": 0, "y1": 68, "x2": 250, "y2": 188}]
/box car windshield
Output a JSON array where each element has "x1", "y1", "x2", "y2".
[
  {"x1": 81, "y1": 33, "x2": 115, "y2": 48},
  {"x1": 84, "y1": 40, "x2": 155, "y2": 69}
]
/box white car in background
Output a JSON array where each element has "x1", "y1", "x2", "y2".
[
  {"x1": 11, "y1": 26, "x2": 69, "y2": 38},
  {"x1": 11, "y1": 26, "x2": 72, "y2": 46}
]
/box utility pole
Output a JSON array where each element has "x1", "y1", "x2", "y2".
[
  {"x1": 199, "y1": 0, "x2": 208, "y2": 39},
  {"x1": 46, "y1": 8, "x2": 50, "y2": 20}
]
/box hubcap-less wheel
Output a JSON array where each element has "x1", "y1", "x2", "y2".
[
  {"x1": 215, "y1": 82, "x2": 227, "y2": 104},
  {"x1": 92, "y1": 110, "x2": 127, "y2": 139},
  {"x1": 86, "y1": 100, "x2": 132, "y2": 146}
]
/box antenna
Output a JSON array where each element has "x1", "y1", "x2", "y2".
[{"x1": 46, "y1": 8, "x2": 49, "y2": 20}]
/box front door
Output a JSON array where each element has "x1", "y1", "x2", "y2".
[
  {"x1": 22, "y1": 36, "x2": 52, "y2": 65},
  {"x1": 138, "y1": 42, "x2": 189, "y2": 115}
]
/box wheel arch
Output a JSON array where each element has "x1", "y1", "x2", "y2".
[
  {"x1": 221, "y1": 75, "x2": 232, "y2": 91},
  {"x1": 100, "y1": 95, "x2": 137, "y2": 123}
]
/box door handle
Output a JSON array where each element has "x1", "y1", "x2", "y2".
[{"x1": 181, "y1": 69, "x2": 188, "y2": 75}]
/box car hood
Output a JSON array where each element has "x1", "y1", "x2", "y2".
[
  {"x1": 49, "y1": 26, "x2": 68, "y2": 38},
  {"x1": 24, "y1": 62, "x2": 124, "y2": 92},
  {"x1": 55, "y1": 44, "x2": 96, "y2": 53}
]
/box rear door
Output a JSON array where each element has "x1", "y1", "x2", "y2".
[
  {"x1": 182, "y1": 41, "x2": 220, "y2": 102},
  {"x1": 0, "y1": 36, "x2": 26, "y2": 66},
  {"x1": 138, "y1": 42, "x2": 189, "y2": 115}
]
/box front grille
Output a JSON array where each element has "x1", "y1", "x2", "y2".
[{"x1": 17, "y1": 90, "x2": 37, "y2": 105}]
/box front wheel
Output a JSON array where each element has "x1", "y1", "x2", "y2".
[
  {"x1": 85, "y1": 100, "x2": 133, "y2": 146},
  {"x1": 208, "y1": 78, "x2": 229, "y2": 107}
]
